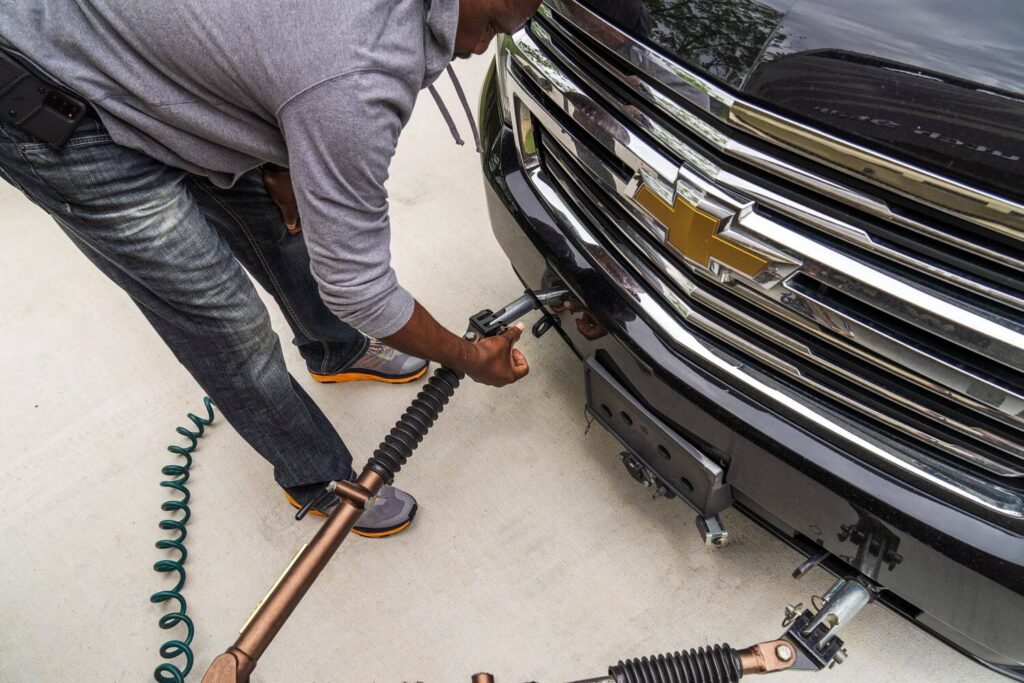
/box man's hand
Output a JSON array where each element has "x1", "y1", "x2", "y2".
[
  {"x1": 382, "y1": 302, "x2": 529, "y2": 388},
  {"x1": 465, "y1": 323, "x2": 529, "y2": 387},
  {"x1": 261, "y1": 166, "x2": 302, "y2": 234}
]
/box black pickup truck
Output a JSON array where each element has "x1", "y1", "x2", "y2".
[{"x1": 479, "y1": 0, "x2": 1024, "y2": 678}]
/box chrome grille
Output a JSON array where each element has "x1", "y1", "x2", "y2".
[{"x1": 496, "y1": 1, "x2": 1024, "y2": 515}]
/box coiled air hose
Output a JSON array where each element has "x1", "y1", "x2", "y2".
[
  {"x1": 146, "y1": 371, "x2": 464, "y2": 678},
  {"x1": 609, "y1": 644, "x2": 743, "y2": 683},
  {"x1": 150, "y1": 398, "x2": 216, "y2": 682}
]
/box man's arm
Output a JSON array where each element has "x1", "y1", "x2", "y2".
[
  {"x1": 278, "y1": 71, "x2": 527, "y2": 386},
  {"x1": 382, "y1": 301, "x2": 529, "y2": 386},
  {"x1": 260, "y1": 164, "x2": 528, "y2": 384}
]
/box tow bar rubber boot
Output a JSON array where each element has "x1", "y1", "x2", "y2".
[
  {"x1": 365, "y1": 367, "x2": 463, "y2": 484},
  {"x1": 609, "y1": 644, "x2": 742, "y2": 683}
]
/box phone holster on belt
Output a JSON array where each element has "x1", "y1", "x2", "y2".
[{"x1": 0, "y1": 49, "x2": 89, "y2": 147}]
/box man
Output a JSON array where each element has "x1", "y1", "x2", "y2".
[{"x1": 0, "y1": 0, "x2": 540, "y2": 537}]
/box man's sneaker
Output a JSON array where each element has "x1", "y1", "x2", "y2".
[
  {"x1": 310, "y1": 340, "x2": 428, "y2": 384},
  {"x1": 285, "y1": 484, "x2": 418, "y2": 538}
]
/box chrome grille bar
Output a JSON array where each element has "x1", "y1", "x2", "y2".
[
  {"x1": 544, "y1": 145, "x2": 1024, "y2": 476},
  {"x1": 533, "y1": 94, "x2": 1024, "y2": 472},
  {"x1": 506, "y1": 27, "x2": 1024, "y2": 442},
  {"x1": 504, "y1": 98, "x2": 1024, "y2": 518},
  {"x1": 537, "y1": 1, "x2": 1024, "y2": 259},
  {"x1": 530, "y1": 11, "x2": 1024, "y2": 311}
]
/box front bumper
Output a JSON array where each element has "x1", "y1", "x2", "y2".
[{"x1": 479, "y1": 66, "x2": 1024, "y2": 678}]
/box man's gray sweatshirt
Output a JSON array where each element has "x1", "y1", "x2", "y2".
[{"x1": 0, "y1": 0, "x2": 459, "y2": 338}]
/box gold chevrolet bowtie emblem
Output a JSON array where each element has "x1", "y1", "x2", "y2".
[{"x1": 634, "y1": 184, "x2": 768, "y2": 278}]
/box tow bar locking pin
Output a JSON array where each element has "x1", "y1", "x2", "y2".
[
  {"x1": 335, "y1": 480, "x2": 376, "y2": 510},
  {"x1": 801, "y1": 578, "x2": 872, "y2": 648},
  {"x1": 294, "y1": 481, "x2": 338, "y2": 521},
  {"x1": 531, "y1": 311, "x2": 558, "y2": 338}
]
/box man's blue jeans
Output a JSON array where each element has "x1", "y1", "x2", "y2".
[{"x1": 0, "y1": 116, "x2": 364, "y2": 500}]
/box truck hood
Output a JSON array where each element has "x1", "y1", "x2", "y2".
[{"x1": 579, "y1": 0, "x2": 1024, "y2": 201}]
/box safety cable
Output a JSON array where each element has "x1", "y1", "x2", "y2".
[{"x1": 150, "y1": 397, "x2": 215, "y2": 682}]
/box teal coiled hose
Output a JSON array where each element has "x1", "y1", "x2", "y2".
[{"x1": 150, "y1": 397, "x2": 215, "y2": 682}]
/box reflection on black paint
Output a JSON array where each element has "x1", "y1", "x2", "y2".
[
  {"x1": 581, "y1": 0, "x2": 787, "y2": 87},
  {"x1": 746, "y1": 51, "x2": 1024, "y2": 202},
  {"x1": 570, "y1": 0, "x2": 1024, "y2": 202},
  {"x1": 578, "y1": 0, "x2": 652, "y2": 37}
]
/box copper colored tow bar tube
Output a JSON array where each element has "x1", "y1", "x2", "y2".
[{"x1": 201, "y1": 289, "x2": 872, "y2": 683}]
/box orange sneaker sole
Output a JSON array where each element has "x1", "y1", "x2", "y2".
[
  {"x1": 284, "y1": 493, "x2": 414, "y2": 538},
  {"x1": 309, "y1": 365, "x2": 428, "y2": 385}
]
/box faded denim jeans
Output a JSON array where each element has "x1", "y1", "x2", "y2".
[{"x1": 0, "y1": 116, "x2": 366, "y2": 500}]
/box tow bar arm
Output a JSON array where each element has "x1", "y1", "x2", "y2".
[
  {"x1": 201, "y1": 288, "x2": 569, "y2": 683},
  {"x1": 548, "y1": 576, "x2": 873, "y2": 683},
  {"x1": 469, "y1": 577, "x2": 871, "y2": 683}
]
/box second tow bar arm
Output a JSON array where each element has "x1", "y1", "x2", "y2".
[
  {"x1": 202, "y1": 288, "x2": 568, "y2": 683},
  {"x1": 548, "y1": 576, "x2": 873, "y2": 683}
]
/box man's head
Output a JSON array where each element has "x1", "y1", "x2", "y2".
[{"x1": 454, "y1": 0, "x2": 542, "y2": 58}]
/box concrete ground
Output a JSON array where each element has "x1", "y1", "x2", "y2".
[{"x1": 0, "y1": 54, "x2": 1000, "y2": 683}]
